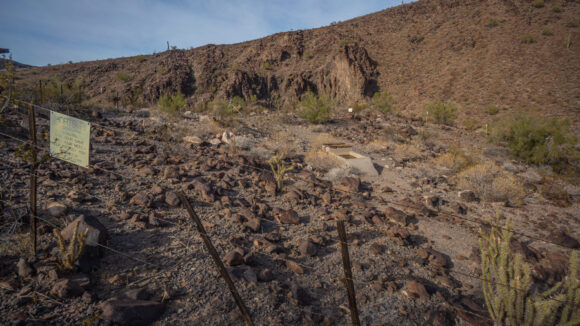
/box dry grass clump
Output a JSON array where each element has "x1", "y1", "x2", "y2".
[
  {"x1": 434, "y1": 146, "x2": 476, "y2": 173},
  {"x1": 457, "y1": 162, "x2": 526, "y2": 205},
  {"x1": 304, "y1": 149, "x2": 346, "y2": 172},
  {"x1": 394, "y1": 143, "x2": 423, "y2": 161},
  {"x1": 538, "y1": 175, "x2": 571, "y2": 202}
]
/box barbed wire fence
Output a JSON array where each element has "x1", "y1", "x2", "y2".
[{"x1": 0, "y1": 96, "x2": 578, "y2": 325}]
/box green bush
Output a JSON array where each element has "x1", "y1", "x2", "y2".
[
  {"x1": 565, "y1": 20, "x2": 579, "y2": 28},
  {"x1": 485, "y1": 105, "x2": 500, "y2": 115},
  {"x1": 117, "y1": 72, "x2": 130, "y2": 82},
  {"x1": 424, "y1": 100, "x2": 458, "y2": 125},
  {"x1": 521, "y1": 35, "x2": 536, "y2": 44},
  {"x1": 486, "y1": 18, "x2": 499, "y2": 28},
  {"x1": 262, "y1": 62, "x2": 271, "y2": 70},
  {"x1": 532, "y1": 0, "x2": 544, "y2": 8},
  {"x1": 209, "y1": 99, "x2": 234, "y2": 118},
  {"x1": 551, "y1": 5, "x2": 561, "y2": 13},
  {"x1": 541, "y1": 29, "x2": 553, "y2": 36},
  {"x1": 371, "y1": 92, "x2": 395, "y2": 113},
  {"x1": 296, "y1": 91, "x2": 334, "y2": 124},
  {"x1": 157, "y1": 92, "x2": 186, "y2": 113},
  {"x1": 488, "y1": 113, "x2": 579, "y2": 172}
]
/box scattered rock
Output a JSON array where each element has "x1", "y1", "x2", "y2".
[
  {"x1": 551, "y1": 229, "x2": 580, "y2": 249},
  {"x1": 165, "y1": 191, "x2": 181, "y2": 207},
  {"x1": 244, "y1": 218, "x2": 261, "y2": 233},
  {"x1": 289, "y1": 282, "x2": 313, "y2": 306},
  {"x1": 403, "y1": 280, "x2": 429, "y2": 300},
  {"x1": 334, "y1": 176, "x2": 361, "y2": 193},
  {"x1": 129, "y1": 192, "x2": 152, "y2": 207},
  {"x1": 182, "y1": 136, "x2": 203, "y2": 145},
  {"x1": 258, "y1": 269, "x2": 273, "y2": 282},
  {"x1": 46, "y1": 202, "x2": 68, "y2": 217},
  {"x1": 163, "y1": 166, "x2": 179, "y2": 179},
  {"x1": 16, "y1": 258, "x2": 34, "y2": 278},
  {"x1": 285, "y1": 259, "x2": 305, "y2": 274},
  {"x1": 384, "y1": 207, "x2": 410, "y2": 226},
  {"x1": 297, "y1": 238, "x2": 318, "y2": 256},
  {"x1": 224, "y1": 248, "x2": 244, "y2": 266},
  {"x1": 100, "y1": 298, "x2": 165, "y2": 326},
  {"x1": 50, "y1": 277, "x2": 86, "y2": 298},
  {"x1": 458, "y1": 190, "x2": 477, "y2": 202},
  {"x1": 276, "y1": 209, "x2": 300, "y2": 225},
  {"x1": 386, "y1": 225, "x2": 410, "y2": 246}
]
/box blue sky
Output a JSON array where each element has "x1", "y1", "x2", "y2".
[{"x1": 0, "y1": 0, "x2": 410, "y2": 66}]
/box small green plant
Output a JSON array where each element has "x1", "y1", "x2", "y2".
[
  {"x1": 296, "y1": 91, "x2": 334, "y2": 124},
  {"x1": 485, "y1": 105, "x2": 500, "y2": 115},
  {"x1": 551, "y1": 5, "x2": 561, "y2": 13},
  {"x1": 565, "y1": 20, "x2": 579, "y2": 28},
  {"x1": 230, "y1": 96, "x2": 245, "y2": 112},
  {"x1": 157, "y1": 92, "x2": 186, "y2": 113},
  {"x1": 304, "y1": 50, "x2": 313, "y2": 60},
  {"x1": 232, "y1": 65, "x2": 239, "y2": 71},
  {"x1": 352, "y1": 103, "x2": 368, "y2": 113},
  {"x1": 566, "y1": 33, "x2": 572, "y2": 48},
  {"x1": 486, "y1": 18, "x2": 499, "y2": 28},
  {"x1": 541, "y1": 29, "x2": 553, "y2": 36},
  {"x1": 268, "y1": 152, "x2": 294, "y2": 194},
  {"x1": 463, "y1": 119, "x2": 479, "y2": 131},
  {"x1": 532, "y1": 0, "x2": 544, "y2": 8},
  {"x1": 262, "y1": 62, "x2": 271, "y2": 70},
  {"x1": 340, "y1": 39, "x2": 349, "y2": 46},
  {"x1": 480, "y1": 215, "x2": 580, "y2": 325},
  {"x1": 116, "y1": 72, "x2": 130, "y2": 82},
  {"x1": 53, "y1": 221, "x2": 89, "y2": 271},
  {"x1": 371, "y1": 92, "x2": 395, "y2": 113},
  {"x1": 424, "y1": 100, "x2": 458, "y2": 125},
  {"x1": 488, "y1": 113, "x2": 579, "y2": 172},
  {"x1": 209, "y1": 99, "x2": 234, "y2": 119},
  {"x1": 521, "y1": 35, "x2": 536, "y2": 44}
]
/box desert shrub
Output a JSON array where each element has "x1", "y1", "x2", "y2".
[
  {"x1": 488, "y1": 114, "x2": 579, "y2": 172},
  {"x1": 40, "y1": 78, "x2": 85, "y2": 105},
  {"x1": 486, "y1": 18, "x2": 499, "y2": 28},
  {"x1": 296, "y1": 91, "x2": 334, "y2": 124},
  {"x1": 268, "y1": 152, "x2": 294, "y2": 194},
  {"x1": 539, "y1": 175, "x2": 571, "y2": 202},
  {"x1": 208, "y1": 99, "x2": 234, "y2": 119},
  {"x1": 157, "y1": 92, "x2": 186, "y2": 113},
  {"x1": 457, "y1": 162, "x2": 526, "y2": 205},
  {"x1": 262, "y1": 62, "x2": 271, "y2": 70},
  {"x1": 351, "y1": 103, "x2": 369, "y2": 113},
  {"x1": 521, "y1": 35, "x2": 536, "y2": 44},
  {"x1": 532, "y1": 0, "x2": 545, "y2": 8},
  {"x1": 486, "y1": 105, "x2": 500, "y2": 115},
  {"x1": 463, "y1": 119, "x2": 479, "y2": 131},
  {"x1": 371, "y1": 92, "x2": 395, "y2": 113},
  {"x1": 551, "y1": 5, "x2": 562, "y2": 13},
  {"x1": 565, "y1": 20, "x2": 579, "y2": 28},
  {"x1": 480, "y1": 216, "x2": 580, "y2": 325},
  {"x1": 542, "y1": 29, "x2": 553, "y2": 36},
  {"x1": 116, "y1": 72, "x2": 130, "y2": 82},
  {"x1": 230, "y1": 96, "x2": 245, "y2": 111},
  {"x1": 424, "y1": 100, "x2": 458, "y2": 125},
  {"x1": 434, "y1": 146, "x2": 476, "y2": 173}
]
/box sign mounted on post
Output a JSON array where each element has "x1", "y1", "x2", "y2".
[{"x1": 50, "y1": 111, "x2": 90, "y2": 168}]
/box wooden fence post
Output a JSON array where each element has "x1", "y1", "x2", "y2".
[
  {"x1": 336, "y1": 220, "x2": 360, "y2": 326},
  {"x1": 178, "y1": 191, "x2": 254, "y2": 326},
  {"x1": 27, "y1": 103, "x2": 38, "y2": 255}
]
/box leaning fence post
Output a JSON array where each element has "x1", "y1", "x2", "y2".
[
  {"x1": 336, "y1": 220, "x2": 360, "y2": 326},
  {"x1": 177, "y1": 191, "x2": 254, "y2": 326},
  {"x1": 27, "y1": 103, "x2": 38, "y2": 255}
]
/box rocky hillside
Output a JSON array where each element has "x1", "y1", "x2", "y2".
[{"x1": 13, "y1": 0, "x2": 580, "y2": 124}]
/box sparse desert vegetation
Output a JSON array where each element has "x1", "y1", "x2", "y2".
[{"x1": 1, "y1": 0, "x2": 579, "y2": 325}]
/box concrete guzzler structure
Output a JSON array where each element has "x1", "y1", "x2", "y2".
[{"x1": 322, "y1": 142, "x2": 379, "y2": 178}]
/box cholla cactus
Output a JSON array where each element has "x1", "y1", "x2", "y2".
[
  {"x1": 268, "y1": 152, "x2": 293, "y2": 194},
  {"x1": 53, "y1": 220, "x2": 89, "y2": 271},
  {"x1": 479, "y1": 215, "x2": 579, "y2": 325}
]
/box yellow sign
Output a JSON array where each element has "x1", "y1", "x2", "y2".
[{"x1": 50, "y1": 111, "x2": 91, "y2": 168}]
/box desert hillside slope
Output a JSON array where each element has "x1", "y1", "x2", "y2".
[{"x1": 13, "y1": 0, "x2": 580, "y2": 124}]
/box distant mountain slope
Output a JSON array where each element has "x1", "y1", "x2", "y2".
[
  {"x1": 13, "y1": 0, "x2": 580, "y2": 124},
  {"x1": 0, "y1": 58, "x2": 32, "y2": 69}
]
